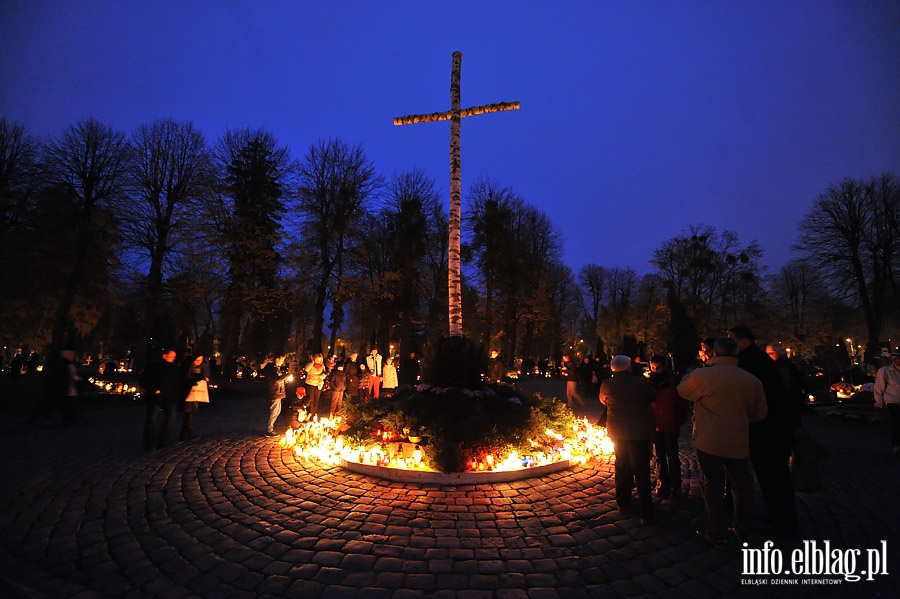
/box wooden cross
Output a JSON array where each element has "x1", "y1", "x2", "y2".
[{"x1": 394, "y1": 51, "x2": 520, "y2": 337}]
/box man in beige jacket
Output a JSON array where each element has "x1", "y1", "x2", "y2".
[{"x1": 677, "y1": 337, "x2": 768, "y2": 545}]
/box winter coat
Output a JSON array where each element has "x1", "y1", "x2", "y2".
[
  {"x1": 261, "y1": 362, "x2": 289, "y2": 401},
  {"x1": 599, "y1": 371, "x2": 656, "y2": 441},
  {"x1": 382, "y1": 363, "x2": 398, "y2": 389},
  {"x1": 140, "y1": 358, "x2": 185, "y2": 406},
  {"x1": 874, "y1": 364, "x2": 900, "y2": 408},
  {"x1": 676, "y1": 356, "x2": 768, "y2": 459},
  {"x1": 739, "y1": 343, "x2": 800, "y2": 448},
  {"x1": 328, "y1": 368, "x2": 348, "y2": 394},
  {"x1": 304, "y1": 361, "x2": 328, "y2": 388},
  {"x1": 648, "y1": 370, "x2": 689, "y2": 434}
]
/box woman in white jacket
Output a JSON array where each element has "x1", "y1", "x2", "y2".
[{"x1": 381, "y1": 357, "x2": 398, "y2": 396}]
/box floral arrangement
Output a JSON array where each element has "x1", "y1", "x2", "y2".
[{"x1": 341, "y1": 382, "x2": 577, "y2": 472}]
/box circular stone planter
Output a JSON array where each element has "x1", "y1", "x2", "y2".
[{"x1": 340, "y1": 458, "x2": 580, "y2": 484}]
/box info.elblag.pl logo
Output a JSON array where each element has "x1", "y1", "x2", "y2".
[{"x1": 741, "y1": 540, "x2": 889, "y2": 586}]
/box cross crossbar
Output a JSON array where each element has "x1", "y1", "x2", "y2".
[{"x1": 393, "y1": 101, "x2": 520, "y2": 126}]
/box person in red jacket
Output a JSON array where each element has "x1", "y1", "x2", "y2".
[{"x1": 648, "y1": 355, "x2": 689, "y2": 499}]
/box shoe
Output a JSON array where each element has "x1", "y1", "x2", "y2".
[
  {"x1": 264, "y1": 430, "x2": 279, "y2": 437},
  {"x1": 616, "y1": 499, "x2": 634, "y2": 512}
]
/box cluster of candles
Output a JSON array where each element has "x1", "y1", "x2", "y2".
[
  {"x1": 87, "y1": 377, "x2": 140, "y2": 398},
  {"x1": 280, "y1": 412, "x2": 428, "y2": 469},
  {"x1": 280, "y1": 412, "x2": 615, "y2": 473}
]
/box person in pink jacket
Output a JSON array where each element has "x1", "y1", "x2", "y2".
[{"x1": 677, "y1": 337, "x2": 768, "y2": 545}]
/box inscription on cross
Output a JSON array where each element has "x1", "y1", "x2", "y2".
[{"x1": 394, "y1": 51, "x2": 519, "y2": 337}]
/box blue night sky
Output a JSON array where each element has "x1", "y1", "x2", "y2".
[{"x1": 2, "y1": 1, "x2": 899, "y2": 276}]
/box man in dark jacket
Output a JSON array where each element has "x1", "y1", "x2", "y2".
[
  {"x1": 141, "y1": 349, "x2": 183, "y2": 450},
  {"x1": 399, "y1": 351, "x2": 420, "y2": 386},
  {"x1": 729, "y1": 326, "x2": 800, "y2": 539},
  {"x1": 599, "y1": 355, "x2": 657, "y2": 523}
]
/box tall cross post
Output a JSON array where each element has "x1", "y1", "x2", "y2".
[{"x1": 394, "y1": 51, "x2": 519, "y2": 337}]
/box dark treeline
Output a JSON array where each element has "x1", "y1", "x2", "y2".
[{"x1": 1, "y1": 117, "x2": 898, "y2": 374}]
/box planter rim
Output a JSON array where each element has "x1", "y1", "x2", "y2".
[{"x1": 339, "y1": 457, "x2": 580, "y2": 485}]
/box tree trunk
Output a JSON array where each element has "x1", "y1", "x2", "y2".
[{"x1": 448, "y1": 51, "x2": 463, "y2": 337}]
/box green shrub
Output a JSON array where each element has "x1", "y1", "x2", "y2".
[{"x1": 341, "y1": 383, "x2": 576, "y2": 472}]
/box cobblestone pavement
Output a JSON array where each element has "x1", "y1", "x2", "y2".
[{"x1": 1, "y1": 383, "x2": 897, "y2": 598}]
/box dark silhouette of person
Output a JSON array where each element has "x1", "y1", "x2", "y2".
[
  {"x1": 729, "y1": 325, "x2": 800, "y2": 539},
  {"x1": 399, "y1": 351, "x2": 420, "y2": 386},
  {"x1": 600, "y1": 355, "x2": 657, "y2": 524},
  {"x1": 28, "y1": 348, "x2": 81, "y2": 425},
  {"x1": 140, "y1": 349, "x2": 185, "y2": 450}
]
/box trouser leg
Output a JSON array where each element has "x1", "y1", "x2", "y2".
[
  {"x1": 697, "y1": 450, "x2": 727, "y2": 538},
  {"x1": 630, "y1": 440, "x2": 653, "y2": 518},
  {"x1": 613, "y1": 440, "x2": 635, "y2": 507}
]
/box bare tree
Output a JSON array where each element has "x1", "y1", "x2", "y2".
[
  {"x1": 577, "y1": 264, "x2": 607, "y2": 355},
  {"x1": 767, "y1": 259, "x2": 832, "y2": 360},
  {"x1": 605, "y1": 267, "x2": 638, "y2": 350},
  {"x1": 652, "y1": 224, "x2": 763, "y2": 334},
  {"x1": 797, "y1": 174, "x2": 900, "y2": 362},
  {"x1": 0, "y1": 120, "x2": 42, "y2": 343},
  {"x1": 121, "y1": 119, "x2": 213, "y2": 368},
  {"x1": 43, "y1": 118, "x2": 128, "y2": 347},
  {"x1": 295, "y1": 138, "x2": 381, "y2": 354}
]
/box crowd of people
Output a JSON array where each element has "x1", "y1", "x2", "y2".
[
  {"x1": 257, "y1": 349, "x2": 422, "y2": 435},
  {"x1": 595, "y1": 325, "x2": 808, "y2": 544},
  {"x1": 16, "y1": 326, "x2": 900, "y2": 547}
]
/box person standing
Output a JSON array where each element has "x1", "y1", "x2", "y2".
[
  {"x1": 327, "y1": 361, "x2": 348, "y2": 415},
  {"x1": 261, "y1": 354, "x2": 290, "y2": 436},
  {"x1": 399, "y1": 351, "x2": 420, "y2": 386},
  {"x1": 381, "y1": 357, "x2": 398, "y2": 396},
  {"x1": 874, "y1": 350, "x2": 900, "y2": 456},
  {"x1": 180, "y1": 354, "x2": 210, "y2": 441},
  {"x1": 488, "y1": 350, "x2": 505, "y2": 383},
  {"x1": 648, "y1": 355, "x2": 688, "y2": 499},
  {"x1": 599, "y1": 354, "x2": 657, "y2": 523},
  {"x1": 357, "y1": 363, "x2": 371, "y2": 401},
  {"x1": 366, "y1": 349, "x2": 383, "y2": 399},
  {"x1": 677, "y1": 337, "x2": 768, "y2": 545},
  {"x1": 140, "y1": 349, "x2": 184, "y2": 450},
  {"x1": 303, "y1": 353, "x2": 329, "y2": 416},
  {"x1": 562, "y1": 355, "x2": 583, "y2": 410},
  {"x1": 345, "y1": 356, "x2": 360, "y2": 400},
  {"x1": 29, "y1": 348, "x2": 81, "y2": 425},
  {"x1": 728, "y1": 326, "x2": 800, "y2": 539},
  {"x1": 766, "y1": 344, "x2": 806, "y2": 416}
]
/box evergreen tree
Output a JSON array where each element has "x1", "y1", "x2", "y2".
[{"x1": 216, "y1": 129, "x2": 290, "y2": 359}]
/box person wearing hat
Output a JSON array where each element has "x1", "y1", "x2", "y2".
[
  {"x1": 874, "y1": 351, "x2": 900, "y2": 456},
  {"x1": 599, "y1": 354, "x2": 657, "y2": 524}
]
